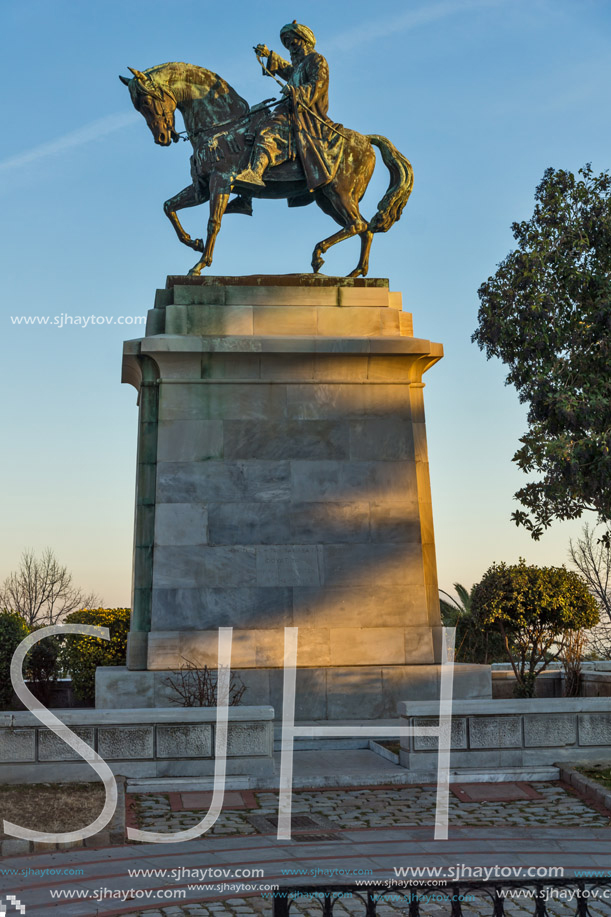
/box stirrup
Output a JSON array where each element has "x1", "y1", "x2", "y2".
[{"x1": 234, "y1": 168, "x2": 266, "y2": 188}]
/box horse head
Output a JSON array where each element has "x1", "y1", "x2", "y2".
[{"x1": 120, "y1": 68, "x2": 180, "y2": 146}]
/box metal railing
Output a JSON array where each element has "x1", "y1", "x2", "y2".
[{"x1": 271, "y1": 878, "x2": 611, "y2": 916}]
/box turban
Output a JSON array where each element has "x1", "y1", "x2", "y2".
[{"x1": 280, "y1": 21, "x2": 316, "y2": 48}]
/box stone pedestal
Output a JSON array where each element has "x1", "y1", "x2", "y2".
[{"x1": 100, "y1": 275, "x2": 490, "y2": 715}]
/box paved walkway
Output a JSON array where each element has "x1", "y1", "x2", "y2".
[
  {"x1": 0, "y1": 782, "x2": 609, "y2": 916},
  {"x1": 132, "y1": 782, "x2": 609, "y2": 833}
]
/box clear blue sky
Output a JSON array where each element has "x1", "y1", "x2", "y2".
[{"x1": 1, "y1": 0, "x2": 609, "y2": 606}]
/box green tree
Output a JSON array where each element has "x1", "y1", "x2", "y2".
[
  {"x1": 473, "y1": 164, "x2": 611, "y2": 540},
  {"x1": 439, "y1": 582, "x2": 474, "y2": 622},
  {"x1": 0, "y1": 611, "x2": 29, "y2": 709},
  {"x1": 439, "y1": 582, "x2": 506, "y2": 665},
  {"x1": 60, "y1": 608, "x2": 130, "y2": 703},
  {"x1": 471, "y1": 559, "x2": 599, "y2": 697},
  {"x1": 26, "y1": 627, "x2": 63, "y2": 704}
]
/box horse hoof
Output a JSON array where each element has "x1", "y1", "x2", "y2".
[
  {"x1": 311, "y1": 253, "x2": 325, "y2": 273},
  {"x1": 347, "y1": 267, "x2": 367, "y2": 278},
  {"x1": 188, "y1": 264, "x2": 203, "y2": 276}
]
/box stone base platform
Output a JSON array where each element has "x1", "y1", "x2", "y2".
[
  {"x1": 118, "y1": 275, "x2": 466, "y2": 720},
  {"x1": 96, "y1": 663, "x2": 491, "y2": 717}
]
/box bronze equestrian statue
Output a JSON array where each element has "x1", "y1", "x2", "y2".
[{"x1": 120, "y1": 20, "x2": 413, "y2": 277}]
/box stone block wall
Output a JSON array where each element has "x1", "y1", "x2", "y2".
[
  {"x1": 399, "y1": 697, "x2": 611, "y2": 775},
  {"x1": 492, "y1": 670, "x2": 563, "y2": 699},
  {"x1": 582, "y1": 671, "x2": 611, "y2": 697},
  {"x1": 96, "y1": 661, "x2": 492, "y2": 717},
  {"x1": 0, "y1": 707, "x2": 274, "y2": 783},
  {"x1": 491, "y1": 666, "x2": 611, "y2": 699}
]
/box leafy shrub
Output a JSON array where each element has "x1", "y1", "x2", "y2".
[
  {"x1": 452, "y1": 613, "x2": 508, "y2": 665},
  {"x1": 61, "y1": 608, "x2": 130, "y2": 703},
  {"x1": 471, "y1": 560, "x2": 599, "y2": 697},
  {"x1": 0, "y1": 611, "x2": 29, "y2": 708},
  {"x1": 25, "y1": 628, "x2": 63, "y2": 704},
  {"x1": 440, "y1": 583, "x2": 507, "y2": 664}
]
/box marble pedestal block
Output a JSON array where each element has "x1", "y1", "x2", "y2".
[{"x1": 106, "y1": 275, "x2": 489, "y2": 716}]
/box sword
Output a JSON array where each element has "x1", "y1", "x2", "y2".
[{"x1": 253, "y1": 48, "x2": 348, "y2": 140}]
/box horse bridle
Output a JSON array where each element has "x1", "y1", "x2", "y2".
[
  {"x1": 135, "y1": 78, "x2": 181, "y2": 143},
  {"x1": 134, "y1": 73, "x2": 282, "y2": 146}
]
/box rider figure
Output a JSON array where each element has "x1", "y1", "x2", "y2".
[{"x1": 235, "y1": 21, "x2": 343, "y2": 192}]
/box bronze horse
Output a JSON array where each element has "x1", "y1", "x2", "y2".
[{"x1": 120, "y1": 63, "x2": 413, "y2": 277}]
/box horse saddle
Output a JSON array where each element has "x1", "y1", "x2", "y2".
[
  {"x1": 263, "y1": 160, "x2": 313, "y2": 207},
  {"x1": 194, "y1": 106, "x2": 312, "y2": 207}
]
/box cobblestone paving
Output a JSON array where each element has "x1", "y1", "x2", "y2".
[
  {"x1": 132, "y1": 783, "x2": 610, "y2": 834},
  {"x1": 123, "y1": 784, "x2": 610, "y2": 916},
  {"x1": 132, "y1": 795, "x2": 257, "y2": 836}
]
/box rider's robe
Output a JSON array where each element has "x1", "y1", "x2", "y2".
[{"x1": 265, "y1": 50, "x2": 344, "y2": 190}]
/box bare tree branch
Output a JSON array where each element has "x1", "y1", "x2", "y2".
[
  {"x1": 569, "y1": 524, "x2": 611, "y2": 624},
  {"x1": 0, "y1": 548, "x2": 99, "y2": 627},
  {"x1": 162, "y1": 658, "x2": 246, "y2": 707},
  {"x1": 585, "y1": 621, "x2": 611, "y2": 661}
]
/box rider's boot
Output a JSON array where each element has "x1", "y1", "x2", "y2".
[
  {"x1": 225, "y1": 194, "x2": 254, "y2": 216},
  {"x1": 235, "y1": 151, "x2": 269, "y2": 189}
]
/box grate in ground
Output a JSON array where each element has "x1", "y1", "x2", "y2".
[
  {"x1": 291, "y1": 832, "x2": 340, "y2": 842},
  {"x1": 266, "y1": 815, "x2": 319, "y2": 829},
  {"x1": 451, "y1": 782, "x2": 543, "y2": 803},
  {"x1": 247, "y1": 811, "x2": 339, "y2": 835}
]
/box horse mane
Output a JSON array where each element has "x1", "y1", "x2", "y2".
[{"x1": 143, "y1": 62, "x2": 250, "y2": 116}]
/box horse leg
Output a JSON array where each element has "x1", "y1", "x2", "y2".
[
  {"x1": 164, "y1": 183, "x2": 209, "y2": 252},
  {"x1": 312, "y1": 188, "x2": 368, "y2": 273},
  {"x1": 349, "y1": 230, "x2": 374, "y2": 278},
  {"x1": 188, "y1": 174, "x2": 231, "y2": 275}
]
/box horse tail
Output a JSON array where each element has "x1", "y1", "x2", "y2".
[{"x1": 366, "y1": 135, "x2": 414, "y2": 234}]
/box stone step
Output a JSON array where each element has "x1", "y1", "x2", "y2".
[
  {"x1": 273, "y1": 737, "x2": 376, "y2": 752},
  {"x1": 272, "y1": 720, "x2": 400, "y2": 752},
  {"x1": 126, "y1": 757, "x2": 560, "y2": 795}
]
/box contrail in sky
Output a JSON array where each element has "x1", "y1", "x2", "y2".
[
  {"x1": 327, "y1": 0, "x2": 503, "y2": 51},
  {"x1": 0, "y1": 111, "x2": 138, "y2": 173}
]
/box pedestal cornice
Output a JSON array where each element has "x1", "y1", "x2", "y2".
[{"x1": 123, "y1": 275, "x2": 443, "y2": 390}]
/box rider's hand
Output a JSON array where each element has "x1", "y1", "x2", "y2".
[
  {"x1": 254, "y1": 43, "x2": 270, "y2": 57},
  {"x1": 280, "y1": 84, "x2": 290, "y2": 96}
]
